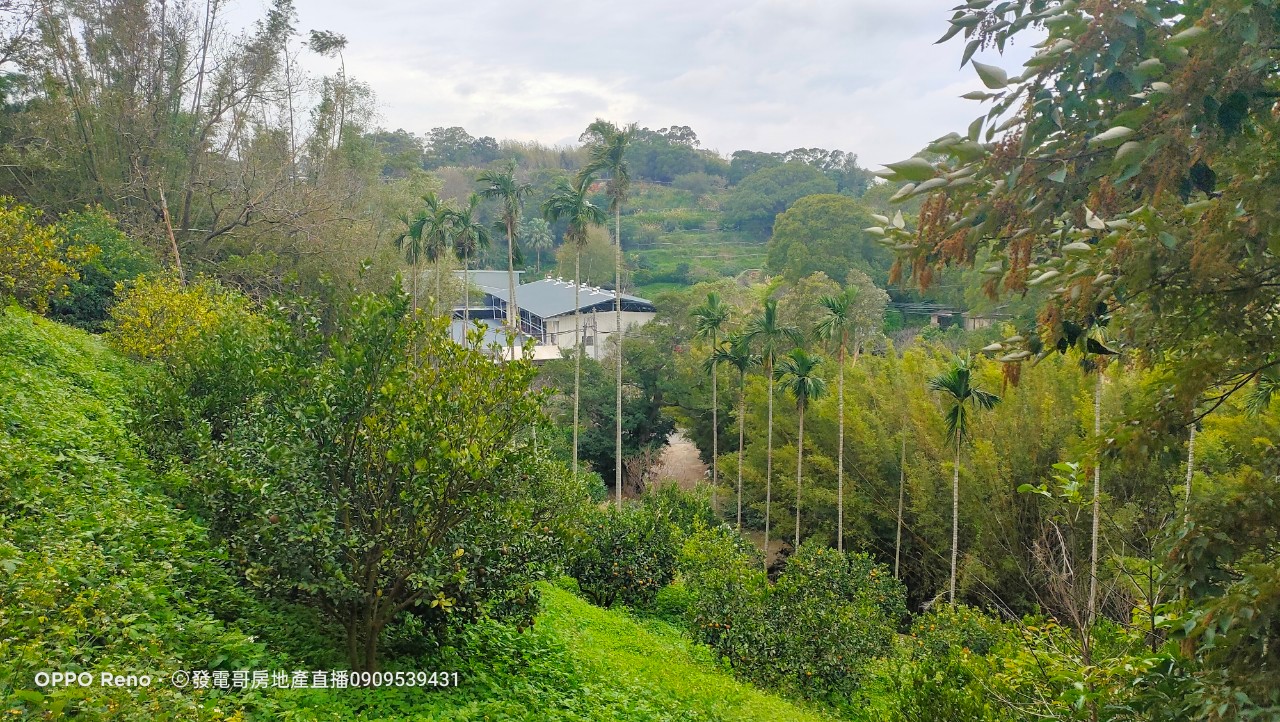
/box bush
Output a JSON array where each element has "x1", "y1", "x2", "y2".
[
  {"x1": 680, "y1": 532, "x2": 903, "y2": 704},
  {"x1": 909, "y1": 603, "x2": 1008, "y2": 659},
  {"x1": 47, "y1": 208, "x2": 159, "y2": 332},
  {"x1": 571, "y1": 503, "x2": 679, "y2": 609},
  {"x1": 0, "y1": 197, "x2": 86, "y2": 313},
  {"x1": 107, "y1": 275, "x2": 250, "y2": 362}
]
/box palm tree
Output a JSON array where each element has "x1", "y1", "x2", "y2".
[
  {"x1": 395, "y1": 192, "x2": 452, "y2": 312},
  {"x1": 393, "y1": 212, "x2": 426, "y2": 311},
  {"x1": 742, "y1": 298, "x2": 801, "y2": 564},
  {"x1": 928, "y1": 354, "x2": 1000, "y2": 605},
  {"x1": 776, "y1": 348, "x2": 826, "y2": 549},
  {"x1": 710, "y1": 336, "x2": 759, "y2": 531},
  {"x1": 1245, "y1": 368, "x2": 1280, "y2": 415},
  {"x1": 520, "y1": 217, "x2": 554, "y2": 272},
  {"x1": 579, "y1": 119, "x2": 636, "y2": 509},
  {"x1": 448, "y1": 194, "x2": 491, "y2": 331},
  {"x1": 477, "y1": 161, "x2": 533, "y2": 342},
  {"x1": 693, "y1": 292, "x2": 732, "y2": 503},
  {"x1": 543, "y1": 177, "x2": 607, "y2": 479},
  {"x1": 814, "y1": 288, "x2": 860, "y2": 552}
]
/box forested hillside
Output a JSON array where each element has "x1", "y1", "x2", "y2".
[{"x1": 3, "y1": 0, "x2": 1280, "y2": 719}]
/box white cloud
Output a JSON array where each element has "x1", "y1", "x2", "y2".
[{"x1": 230, "y1": 0, "x2": 1035, "y2": 163}]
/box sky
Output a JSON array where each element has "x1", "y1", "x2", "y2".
[{"x1": 232, "y1": 0, "x2": 1035, "y2": 167}]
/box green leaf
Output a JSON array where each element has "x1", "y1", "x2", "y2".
[
  {"x1": 1087, "y1": 126, "x2": 1136, "y2": 146},
  {"x1": 1169, "y1": 25, "x2": 1207, "y2": 46},
  {"x1": 1048, "y1": 166, "x2": 1067, "y2": 183},
  {"x1": 973, "y1": 60, "x2": 1009, "y2": 89},
  {"x1": 884, "y1": 157, "x2": 937, "y2": 182}
]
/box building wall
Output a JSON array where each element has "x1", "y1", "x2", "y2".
[{"x1": 546, "y1": 310, "x2": 655, "y2": 360}]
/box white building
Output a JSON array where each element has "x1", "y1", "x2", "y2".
[{"x1": 456, "y1": 273, "x2": 657, "y2": 361}]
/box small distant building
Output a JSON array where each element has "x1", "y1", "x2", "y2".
[{"x1": 451, "y1": 272, "x2": 657, "y2": 361}]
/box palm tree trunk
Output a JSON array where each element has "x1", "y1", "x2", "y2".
[
  {"x1": 435, "y1": 257, "x2": 442, "y2": 313},
  {"x1": 573, "y1": 248, "x2": 582, "y2": 479},
  {"x1": 710, "y1": 329, "x2": 718, "y2": 511},
  {"x1": 1087, "y1": 370, "x2": 1102, "y2": 663},
  {"x1": 836, "y1": 339, "x2": 845, "y2": 553},
  {"x1": 1184, "y1": 423, "x2": 1195, "y2": 520},
  {"x1": 764, "y1": 365, "x2": 774, "y2": 567},
  {"x1": 614, "y1": 205, "x2": 623, "y2": 509},
  {"x1": 896, "y1": 429, "x2": 906, "y2": 579},
  {"x1": 795, "y1": 404, "x2": 804, "y2": 549},
  {"x1": 411, "y1": 260, "x2": 419, "y2": 312},
  {"x1": 462, "y1": 256, "x2": 470, "y2": 331},
  {"x1": 951, "y1": 426, "x2": 960, "y2": 605},
  {"x1": 737, "y1": 375, "x2": 746, "y2": 532},
  {"x1": 506, "y1": 222, "x2": 518, "y2": 350}
]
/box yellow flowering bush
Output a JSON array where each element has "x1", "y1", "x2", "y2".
[
  {"x1": 0, "y1": 197, "x2": 92, "y2": 313},
  {"x1": 107, "y1": 275, "x2": 247, "y2": 361}
]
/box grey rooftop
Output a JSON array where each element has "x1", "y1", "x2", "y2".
[{"x1": 485, "y1": 278, "x2": 655, "y2": 319}]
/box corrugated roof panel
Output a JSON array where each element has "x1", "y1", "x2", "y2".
[{"x1": 487, "y1": 278, "x2": 655, "y2": 319}]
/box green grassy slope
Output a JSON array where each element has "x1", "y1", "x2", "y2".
[
  {"x1": 0, "y1": 307, "x2": 833, "y2": 721},
  {"x1": 281, "y1": 585, "x2": 834, "y2": 721},
  {"x1": 0, "y1": 307, "x2": 279, "y2": 719}
]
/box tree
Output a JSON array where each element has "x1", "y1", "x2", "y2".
[
  {"x1": 767, "y1": 195, "x2": 887, "y2": 286},
  {"x1": 477, "y1": 160, "x2": 533, "y2": 342},
  {"x1": 776, "y1": 348, "x2": 826, "y2": 549},
  {"x1": 693, "y1": 292, "x2": 732, "y2": 504},
  {"x1": 928, "y1": 354, "x2": 999, "y2": 604},
  {"x1": 579, "y1": 119, "x2": 636, "y2": 509},
  {"x1": 710, "y1": 336, "x2": 760, "y2": 531},
  {"x1": 722, "y1": 164, "x2": 836, "y2": 238},
  {"x1": 518, "y1": 217, "x2": 554, "y2": 272},
  {"x1": 742, "y1": 297, "x2": 801, "y2": 563},
  {"x1": 393, "y1": 212, "x2": 426, "y2": 310},
  {"x1": 814, "y1": 290, "x2": 853, "y2": 551},
  {"x1": 397, "y1": 191, "x2": 454, "y2": 312},
  {"x1": 308, "y1": 30, "x2": 348, "y2": 150},
  {"x1": 877, "y1": 0, "x2": 1280, "y2": 437},
  {"x1": 543, "y1": 177, "x2": 606, "y2": 478},
  {"x1": 447, "y1": 193, "x2": 490, "y2": 329}
]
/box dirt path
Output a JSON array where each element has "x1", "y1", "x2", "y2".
[{"x1": 651, "y1": 429, "x2": 707, "y2": 491}]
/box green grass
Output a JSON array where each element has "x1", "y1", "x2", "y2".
[
  {"x1": 0, "y1": 307, "x2": 842, "y2": 720},
  {"x1": 276, "y1": 585, "x2": 835, "y2": 721}
]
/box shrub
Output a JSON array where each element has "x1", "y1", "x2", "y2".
[
  {"x1": 680, "y1": 533, "x2": 902, "y2": 704},
  {"x1": 571, "y1": 503, "x2": 679, "y2": 609},
  {"x1": 909, "y1": 603, "x2": 1008, "y2": 659},
  {"x1": 47, "y1": 208, "x2": 159, "y2": 331},
  {"x1": 106, "y1": 275, "x2": 250, "y2": 362},
  {"x1": 0, "y1": 197, "x2": 85, "y2": 313}
]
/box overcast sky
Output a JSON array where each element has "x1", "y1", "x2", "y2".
[{"x1": 234, "y1": 1, "x2": 1034, "y2": 167}]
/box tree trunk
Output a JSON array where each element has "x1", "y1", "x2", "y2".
[
  {"x1": 737, "y1": 375, "x2": 746, "y2": 532},
  {"x1": 795, "y1": 404, "x2": 804, "y2": 549},
  {"x1": 435, "y1": 257, "x2": 443, "y2": 313},
  {"x1": 836, "y1": 338, "x2": 845, "y2": 552},
  {"x1": 896, "y1": 429, "x2": 906, "y2": 579},
  {"x1": 157, "y1": 185, "x2": 184, "y2": 283},
  {"x1": 411, "y1": 261, "x2": 419, "y2": 312},
  {"x1": 1087, "y1": 370, "x2": 1102, "y2": 665},
  {"x1": 506, "y1": 220, "x2": 518, "y2": 353},
  {"x1": 614, "y1": 205, "x2": 623, "y2": 509},
  {"x1": 573, "y1": 249, "x2": 582, "y2": 479},
  {"x1": 462, "y1": 256, "x2": 470, "y2": 331},
  {"x1": 1184, "y1": 422, "x2": 1196, "y2": 520},
  {"x1": 951, "y1": 426, "x2": 960, "y2": 605},
  {"x1": 764, "y1": 365, "x2": 774, "y2": 567},
  {"x1": 710, "y1": 328, "x2": 718, "y2": 511}
]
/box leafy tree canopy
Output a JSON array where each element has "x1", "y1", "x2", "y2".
[
  {"x1": 723, "y1": 164, "x2": 837, "y2": 239},
  {"x1": 767, "y1": 194, "x2": 888, "y2": 286}
]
